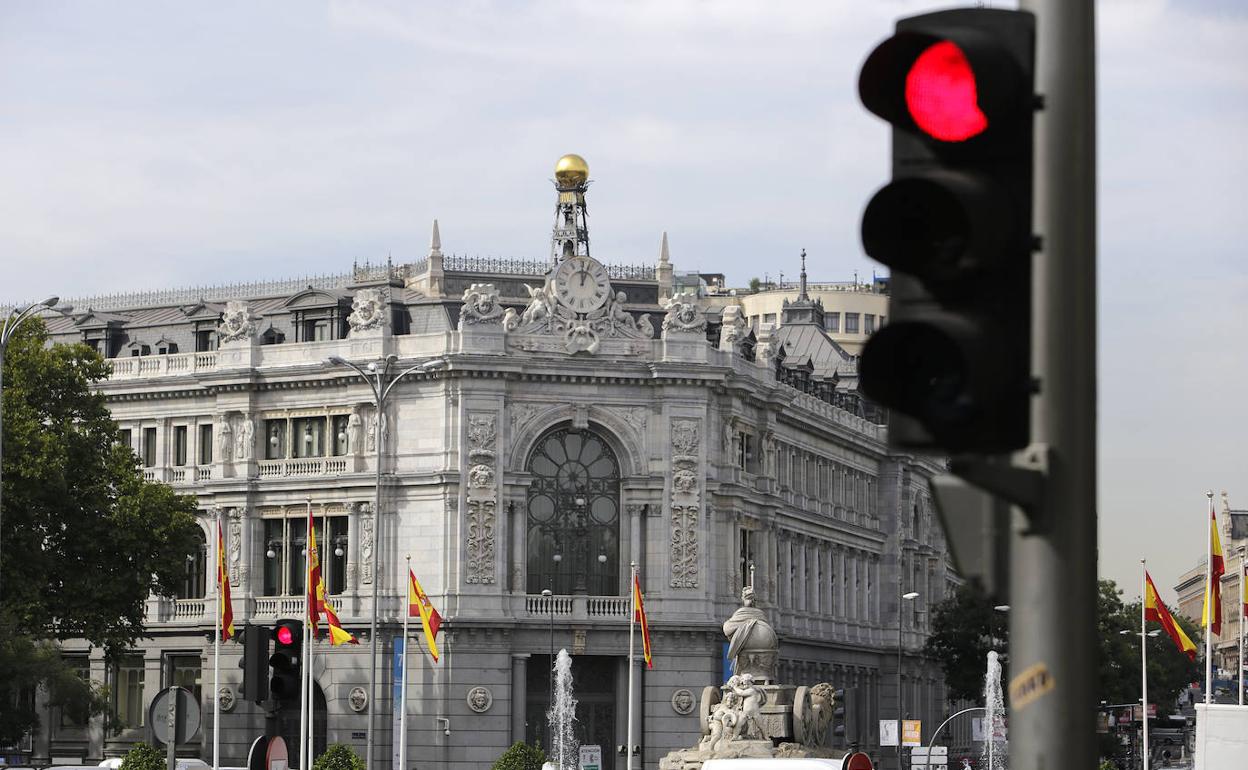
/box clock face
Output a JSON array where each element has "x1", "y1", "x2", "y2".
[{"x1": 553, "y1": 257, "x2": 610, "y2": 313}]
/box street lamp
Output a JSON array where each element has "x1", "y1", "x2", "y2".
[
  {"x1": 1, "y1": 296, "x2": 69, "y2": 602},
  {"x1": 898, "y1": 589, "x2": 919, "y2": 767},
  {"x1": 325, "y1": 354, "x2": 444, "y2": 770}
]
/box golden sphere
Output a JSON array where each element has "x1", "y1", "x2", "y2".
[{"x1": 554, "y1": 154, "x2": 589, "y2": 187}]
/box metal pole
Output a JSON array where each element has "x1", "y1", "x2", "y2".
[
  {"x1": 214, "y1": 512, "x2": 222, "y2": 770},
  {"x1": 897, "y1": 567, "x2": 903, "y2": 770},
  {"x1": 1240, "y1": 547, "x2": 1245, "y2": 706},
  {"x1": 1009, "y1": 2, "x2": 1098, "y2": 769},
  {"x1": 1205, "y1": 491, "x2": 1213, "y2": 704},
  {"x1": 1141, "y1": 559, "x2": 1149, "y2": 770},
  {"x1": 923, "y1": 707, "x2": 985, "y2": 770},
  {"x1": 399, "y1": 555, "x2": 410, "y2": 770},
  {"x1": 627, "y1": 562, "x2": 636, "y2": 770},
  {"x1": 366, "y1": 363, "x2": 385, "y2": 770}
]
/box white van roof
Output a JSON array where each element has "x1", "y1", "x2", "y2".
[{"x1": 701, "y1": 760, "x2": 846, "y2": 769}]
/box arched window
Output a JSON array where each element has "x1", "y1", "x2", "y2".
[
  {"x1": 178, "y1": 526, "x2": 208, "y2": 599},
  {"x1": 526, "y1": 427, "x2": 621, "y2": 595}
]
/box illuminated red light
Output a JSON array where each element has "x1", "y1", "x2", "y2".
[
  {"x1": 905, "y1": 40, "x2": 988, "y2": 142},
  {"x1": 277, "y1": 626, "x2": 294, "y2": 645}
]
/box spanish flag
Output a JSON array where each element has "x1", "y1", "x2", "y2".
[
  {"x1": 216, "y1": 520, "x2": 235, "y2": 642},
  {"x1": 1145, "y1": 571, "x2": 1197, "y2": 661},
  {"x1": 307, "y1": 521, "x2": 357, "y2": 645},
  {"x1": 1203, "y1": 504, "x2": 1225, "y2": 636},
  {"x1": 409, "y1": 569, "x2": 442, "y2": 662},
  {"x1": 1243, "y1": 561, "x2": 1247, "y2": 619},
  {"x1": 633, "y1": 572, "x2": 652, "y2": 668}
]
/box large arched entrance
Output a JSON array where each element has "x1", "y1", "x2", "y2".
[{"x1": 525, "y1": 426, "x2": 621, "y2": 596}]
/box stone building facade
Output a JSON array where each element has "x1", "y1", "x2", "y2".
[{"x1": 17, "y1": 158, "x2": 954, "y2": 770}]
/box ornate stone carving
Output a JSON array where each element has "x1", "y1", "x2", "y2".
[
  {"x1": 719, "y1": 306, "x2": 748, "y2": 349},
  {"x1": 670, "y1": 419, "x2": 700, "y2": 589},
  {"x1": 465, "y1": 413, "x2": 498, "y2": 585},
  {"x1": 347, "y1": 410, "x2": 362, "y2": 454},
  {"x1": 507, "y1": 274, "x2": 652, "y2": 355},
  {"x1": 459, "y1": 283, "x2": 504, "y2": 328},
  {"x1": 360, "y1": 504, "x2": 375, "y2": 585},
  {"x1": 235, "y1": 417, "x2": 254, "y2": 461},
  {"x1": 671, "y1": 688, "x2": 696, "y2": 716},
  {"x1": 217, "y1": 414, "x2": 233, "y2": 462},
  {"x1": 661, "y1": 291, "x2": 706, "y2": 334},
  {"x1": 348, "y1": 288, "x2": 388, "y2": 333},
  {"x1": 466, "y1": 686, "x2": 493, "y2": 713},
  {"x1": 227, "y1": 508, "x2": 243, "y2": 587},
  {"x1": 217, "y1": 686, "x2": 236, "y2": 713},
  {"x1": 348, "y1": 686, "x2": 368, "y2": 712},
  {"x1": 218, "y1": 301, "x2": 258, "y2": 343}
]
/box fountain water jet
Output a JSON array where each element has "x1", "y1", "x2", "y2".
[
  {"x1": 546, "y1": 649, "x2": 579, "y2": 770},
  {"x1": 982, "y1": 650, "x2": 1008, "y2": 770}
]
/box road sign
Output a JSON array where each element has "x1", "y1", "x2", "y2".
[
  {"x1": 578, "y1": 745, "x2": 601, "y2": 770},
  {"x1": 880, "y1": 719, "x2": 899, "y2": 746},
  {"x1": 902, "y1": 719, "x2": 922, "y2": 747},
  {"x1": 844, "y1": 752, "x2": 874, "y2": 770},
  {"x1": 148, "y1": 686, "x2": 201, "y2": 746},
  {"x1": 264, "y1": 735, "x2": 288, "y2": 770},
  {"x1": 910, "y1": 746, "x2": 948, "y2": 767}
]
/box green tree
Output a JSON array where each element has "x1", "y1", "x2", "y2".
[
  {"x1": 491, "y1": 741, "x2": 546, "y2": 770},
  {"x1": 0, "y1": 319, "x2": 200, "y2": 745},
  {"x1": 119, "y1": 743, "x2": 165, "y2": 770},
  {"x1": 748, "y1": 277, "x2": 762, "y2": 294},
  {"x1": 313, "y1": 744, "x2": 365, "y2": 770},
  {"x1": 923, "y1": 583, "x2": 1009, "y2": 702}
]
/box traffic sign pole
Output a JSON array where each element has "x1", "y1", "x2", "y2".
[{"x1": 1011, "y1": 1, "x2": 1098, "y2": 770}]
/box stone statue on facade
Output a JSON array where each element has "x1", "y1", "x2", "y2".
[
  {"x1": 458, "y1": 283, "x2": 504, "y2": 328},
  {"x1": 218, "y1": 301, "x2": 257, "y2": 344},
  {"x1": 235, "y1": 417, "x2": 254, "y2": 460},
  {"x1": 217, "y1": 416, "x2": 233, "y2": 462},
  {"x1": 719, "y1": 305, "x2": 748, "y2": 349},
  {"x1": 348, "y1": 288, "x2": 388, "y2": 333},
  {"x1": 723, "y1": 585, "x2": 779, "y2": 683},
  {"x1": 346, "y1": 411, "x2": 362, "y2": 454}
]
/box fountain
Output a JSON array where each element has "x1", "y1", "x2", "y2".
[
  {"x1": 982, "y1": 650, "x2": 1007, "y2": 770},
  {"x1": 659, "y1": 586, "x2": 846, "y2": 768},
  {"x1": 546, "y1": 649, "x2": 579, "y2": 770}
]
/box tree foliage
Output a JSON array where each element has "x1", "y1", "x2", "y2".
[
  {"x1": 0, "y1": 318, "x2": 200, "y2": 744},
  {"x1": 923, "y1": 583, "x2": 1009, "y2": 702},
  {"x1": 119, "y1": 743, "x2": 166, "y2": 770},
  {"x1": 312, "y1": 744, "x2": 366, "y2": 770},
  {"x1": 748, "y1": 277, "x2": 762, "y2": 294},
  {"x1": 491, "y1": 741, "x2": 547, "y2": 770}
]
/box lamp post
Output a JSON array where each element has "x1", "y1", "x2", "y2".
[
  {"x1": 898, "y1": 589, "x2": 919, "y2": 767},
  {"x1": 325, "y1": 354, "x2": 443, "y2": 770},
  {"x1": 992, "y1": 605, "x2": 1010, "y2": 653},
  {"x1": 1, "y1": 296, "x2": 67, "y2": 602}
]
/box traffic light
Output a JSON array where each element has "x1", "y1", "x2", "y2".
[
  {"x1": 831, "y1": 687, "x2": 847, "y2": 748},
  {"x1": 269, "y1": 619, "x2": 303, "y2": 703},
  {"x1": 241, "y1": 624, "x2": 271, "y2": 703},
  {"x1": 857, "y1": 8, "x2": 1036, "y2": 454}
]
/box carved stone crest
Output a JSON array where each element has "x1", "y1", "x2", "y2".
[
  {"x1": 218, "y1": 301, "x2": 258, "y2": 343},
  {"x1": 459, "y1": 283, "x2": 504, "y2": 328},
  {"x1": 661, "y1": 292, "x2": 706, "y2": 334},
  {"x1": 670, "y1": 419, "x2": 700, "y2": 589},
  {"x1": 671, "y1": 688, "x2": 696, "y2": 715},
  {"x1": 348, "y1": 686, "x2": 368, "y2": 712},
  {"x1": 348, "y1": 288, "x2": 388, "y2": 333},
  {"x1": 217, "y1": 686, "x2": 236, "y2": 713},
  {"x1": 466, "y1": 686, "x2": 494, "y2": 713}
]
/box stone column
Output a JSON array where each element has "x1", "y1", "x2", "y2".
[
  {"x1": 510, "y1": 654, "x2": 528, "y2": 744},
  {"x1": 797, "y1": 540, "x2": 808, "y2": 613},
  {"x1": 510, "y1": 498, "x2": 527, "y2": 593},
  {"x1": 627, "y1": 503, "x2": 644, "y2": 579}
]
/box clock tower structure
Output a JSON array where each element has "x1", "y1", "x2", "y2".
[{"x1": 551, "y1": 153, "x2": 592, "y2": 263}]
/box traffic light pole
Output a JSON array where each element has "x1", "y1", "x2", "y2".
[{"x1": 1010, "y1": 1, "x2": 1098, "y2": 769}]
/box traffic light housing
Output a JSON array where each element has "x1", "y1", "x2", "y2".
[
  {"x1": 241, "y1": 624, "x2": 271, "y2": 704},
  {"x1": 857, "y1": 8, "x2": 1036, "y2": 454},
  {"x1": 269, "y1": 620, "x2": 303, "y2": 703},
  {"x1": 831, "y1": 687, "x2": 847, "y2": 748}
]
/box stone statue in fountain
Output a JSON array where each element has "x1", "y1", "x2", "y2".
[{"x1": 659, "y1": 584, "x2": 846, "y2": 770}]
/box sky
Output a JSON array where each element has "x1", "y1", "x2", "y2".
[{"x1": 1, "y1": 0, "x2": 1245, "y2": 604}]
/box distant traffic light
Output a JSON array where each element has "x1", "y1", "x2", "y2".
[
  {"x1": 269, "y1": 620, "x2": 303, "y2": 703},
  {"x1": 241, "y1": 624, "x2": 271, "y2": 704},
  {"x1": 857, "y1": 8, "x2": 1036, "y2": 454},
  {"x1": 831, "y1": 687, "x2": 847, "y2": 748}
]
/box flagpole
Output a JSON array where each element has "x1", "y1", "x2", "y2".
[
  {"x1": 627, "y1": 561, "x2": 637, "y2": 770},
  {"x1": 214, "y1": 512, "x2": 222, "y2": 770},
  {"x1": 399, "y1": 556, "x2": 410, "y2": 770},
  {"x1": 301, "y1": 501, "x2": 312, "y2": 770},
  {"x1": 1141, "y1": 559, "x2": 1149, "y2": 770},
  {"x1": 308, "y1": 509, "x2": 317, "y2": 770},
  {"x1": 1205, "y1": 491, "x2": 1214, "y2": 705}
]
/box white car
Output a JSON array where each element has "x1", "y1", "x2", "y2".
[{"x1": 701, "y1": 760, "x2": 847, "y2": 769}]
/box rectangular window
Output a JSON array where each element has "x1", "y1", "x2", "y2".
[
  {"x1": 173, "y1": 426, "x2": 188, "y2": 467},
  {"x1": 113, "y1": 656, "x2": 145, "y2": 732},
  {"x1": 165, "y1": 654, "x2": 202, "y2": 701},
  {"x1": 763, "y1": 313, "x2": 777, "y2": 326},
  {"x1": 738, "y1": 432, "x2": 751, "y2": 470},
  {"x1": 844, "y1": 313, "x2": 860, "y2": 334},
  {"x1": 143, "y1": 427, "x2": 157, "y2": 467},
  {"x1": 332, "y1": 415, "x2": 351, "y2": 456},
  {"x1": 195, "y1": 329, "x2": 217, "y2": 353},
  {"x1": 60, "y1": 656, "x2": 91, "y2": 727},
  {"x1": 199, "y1": 424, "x2": 214, "y2": 465},
  {"x1": 264, "y1": 515, "x2": 349, "y2": 596},
  {"x1": 864, "y1": 314, "x2": 876, "y2": 334},
  {"x1": 739, "y1": 529, "x2": 754, "y2": 591},
  {"x1": 119, "y1": 429, "x2": 132, "y2": 450},
  {"x1": 265, "y1": 420, "x2": 287, "y2": 460},
  {"x1": 825, "y1": 312, "x2": 840, "y2": 333},
  {"x1": 292, "y1": 417, "x2": 327, "y2": 459}
]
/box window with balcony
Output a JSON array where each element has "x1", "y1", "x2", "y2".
[
  {"x1": 177, "y1": 526, "x2": 207, "y2": 600},
  {"x1": 331, "y1": 415, "x2": 351, "y2": 456},
  {"x1": 262, "y1": 515, "x2": 348, "y2": 597},
  {"x1": 292, "y1": 417, "x2": 327, "y2": 458},
  {"x1": 173, "y1": 426, "x2": 188, "y2": 467},
  {"x1": 265, "y1": 420, "x2": 287, "y2": 460},
  {"x1": 739, "y1": 529, "x2": 755, "y2": 591},
  {"x1": 195, "y1": 329, "x2": 218, "y2": 352},
  {"x1": 199, "y1": 424, "x2": 214, "y2": 464},
  {"x1": 143, "y1": 427, "x2": 157, "y2": 467},
  {"x1": 119, "y1": 429, "x2": 132, "y2": 451}
]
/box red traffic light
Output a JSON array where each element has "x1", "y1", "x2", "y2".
[
  {"x1": 276, "y1": 625, "x2": 294, "y2": 645},
  {"x1": 905, "y1": 40, "x2": 988, "y2": 142}
]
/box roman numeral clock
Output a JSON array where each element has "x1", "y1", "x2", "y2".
[{"x1": 552, "y1": 256, "x2": 610, "y2": 314}]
